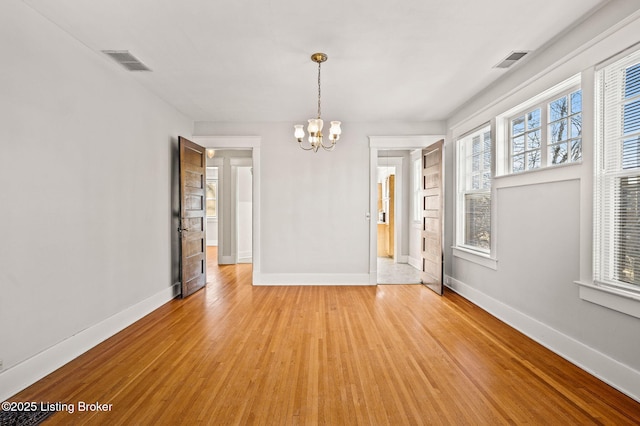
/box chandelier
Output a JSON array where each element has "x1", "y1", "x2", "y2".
[{"x1": 294, "y1": 53, "x2": 342, "y2": 152}]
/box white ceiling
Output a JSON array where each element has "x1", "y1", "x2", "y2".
[{"x1": 24, "y1": 0, "x2": 606, "y2": 123}]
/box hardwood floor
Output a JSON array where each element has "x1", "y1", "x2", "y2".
[{"x1": 9, "y1": 247, "x2": 640, "y2": 424}]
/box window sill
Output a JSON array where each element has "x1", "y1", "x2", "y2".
[
  {"x1": 575, "y1": 281, "x2": 640, "y2": 319},
  {"x1": 452, "y1": 247, "x2": 497, "y2": 270}
]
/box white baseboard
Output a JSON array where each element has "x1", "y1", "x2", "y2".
[
  {"x1": 408, "y1": 256, "x2": 420, "y2": 269},
  {"x1": 0, "y1": 283, "x2": 180, "y2": 402},
  {"x1": 254, "y1": 273, "x2": 373, "y2": 286},
  {"x1": 445, "y1": 275, "x2": 640, "y2": 403},
  {"x1": 218, "y1": 255, "x2": 235, "y2": 265},
  {"x1": 238, "y1": 251, "x2": 252, "y2": 264},
  {"x1": 206, "y1": 240, "x2": 218, "y2": 246},
  {"x1": 396, "y1": 255, "x2": 409, "y2": 263}
]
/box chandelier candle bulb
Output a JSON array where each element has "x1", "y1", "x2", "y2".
[
  {"x1": 308, "y1": 118, "x2": 321, "y2": 135},
  {"x1": 330, "y1": 121, "x2": 342, "y2": 140}
]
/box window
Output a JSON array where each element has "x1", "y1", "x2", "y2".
[
  {"x1": 548, "y1": 90, "x2": 582, "y2": 166},
  {"x1": 510, "y1": 108, "x2": 542, "y2": 172},
  {"x1": 498, "y1": 76, "x2": 582, "y2": 175},
  {"x1": 206, "y1": 180, "x2": 217, "y2": 218},
  {"x1": 595, "y1": 49, "x2": 640, "y2": 290},
  {"x1": 457, "y1": 125, "x2": 492, "y2": 253},
  {"x1": 206, "y1": 166, "x2": 218, "y2": 219}
]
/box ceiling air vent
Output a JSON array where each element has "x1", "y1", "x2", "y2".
[
  {"x1": 494, "y1": 51, "x2": 530, "y2": 69},
  {"x1": 102, "y1": 50, "x2": 151, "y2": 71}
]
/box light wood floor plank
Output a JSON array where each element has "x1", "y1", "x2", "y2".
[{"x1": 7, "y1": 247, "x2": 640, "y2": 424}]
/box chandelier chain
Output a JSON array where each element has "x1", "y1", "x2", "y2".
[{"x1": 317, "y1": 61, "x2": 322, "y2": 119}]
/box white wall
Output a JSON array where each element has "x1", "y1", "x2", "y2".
[
  {"x1": 207, "y1": 218, "x2": 219, "y2": 246},
  {"x1": 0, "y1": 0, "x2": 192, "y2": 399},
  {"x1": 194, "y1": 121, "x2": 444, "y2": 284},
  {"x1": 237, "y1": 166, "x2": 253, "y2": 262},
  {"x1": 445, "y1": 0, "x2": 640, "y2": 401}
]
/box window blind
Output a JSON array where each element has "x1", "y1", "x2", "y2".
[{"x1": 595, "y1": 49, "x2": 640, "y2": 288}]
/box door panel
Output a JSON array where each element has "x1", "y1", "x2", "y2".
[
  {"x1": 420, "y1": 140, "x2": 444, "y2": 295},
  {"x1": 179, "y1": 136, "x2": 207, "y2": 298},
  {"x1": 184, "y1": 239, "x2": 204, "y2": 258}
]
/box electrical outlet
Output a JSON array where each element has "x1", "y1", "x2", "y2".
[{"x1": 445, "y1": 277, "x2": 451, "y2": 285}]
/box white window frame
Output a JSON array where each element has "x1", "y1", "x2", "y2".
[
  {"x1": 508, "y1": 86, "x2": 582, "y2": 172},
  {"x1": 496, "y1": 74, "x2": 582, "y2": 177},
  {"x1": 455, "y1": 125, "x2": 493, "y2": 258},
  {"x1": 580, "y1": 47, "x2": 640, "y2": 319}
]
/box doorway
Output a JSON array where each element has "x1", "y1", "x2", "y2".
[
  {"x1": 369, "y1": 136, "x2": 445, "y2": 287},
  {"x1": 376, "y1": 151, "x2": 421, "y2": 284},
  {"x1": 205, "y1": 150, "x2": 252, "y2": 265}
]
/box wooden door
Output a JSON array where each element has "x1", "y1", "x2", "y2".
[
  {"x1": 179, "y1": 136, "x2": 207, "y2": 298},
  {"x1": 420, "y1": 140, "x2": 444, "y2": 295}
]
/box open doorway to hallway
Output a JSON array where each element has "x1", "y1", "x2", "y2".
[
  {"x1": 193, "y1": 135, "x2": 261, "y2": 286},
  {"x1": 369, "y1": 135, "x2": 445, "y2": 287},
  {"x1": 205, "y1": 149, "x2": 253, "y2": 268},
  {"x1": 376, "y1": 150, "x2": 421, "y2": 284}
]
